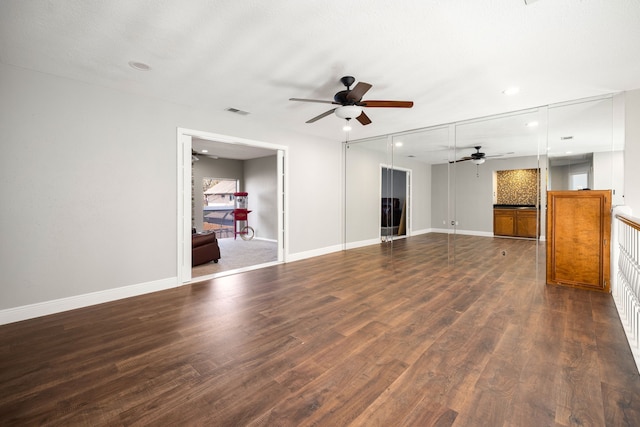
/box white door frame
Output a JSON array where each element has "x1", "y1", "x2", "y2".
[{"x1": 176, "y1": 127, "x2": 288, "y2": 284}]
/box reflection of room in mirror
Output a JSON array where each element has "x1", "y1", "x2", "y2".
[{"x1": 345, "y1": 93, "x2": 625, "y2": 248}]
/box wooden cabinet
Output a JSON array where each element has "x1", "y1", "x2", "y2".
[
  {"x1": 515, "y1": 209, "x2": 538, "y2": 238},
  {"x1": 546, "y1": 190, "x2": 611, "y2": 292},
  {"x1": 494, "y1": 208, "x2": 539, "y2": 238}
]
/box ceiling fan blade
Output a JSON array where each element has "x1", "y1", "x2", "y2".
[
  {"x1": 290, "y1": 98, "x2": 339, "y2": 105},
  {"x1": 347, "y1": 82, "x2": 373, "y2": 102},
  {"x1": 356, "y1": 111, "x2": 372, "y2": 125},
  {"x1": 361, "y1": 100, "x2": 414, "y2": 108},
  {"x1": 448, "y1": 157, "x2": 472, "y2": 164},
  {"x1": 306, "y1": 108, "x2": 337, "y2": 123}
]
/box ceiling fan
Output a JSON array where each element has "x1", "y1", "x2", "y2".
[
  {"x1": 289, "y1": 76, "x2": 414, "y2": 126},
  {"x1": 450, "y1": 146, "x2": 503, "y2": 164}
]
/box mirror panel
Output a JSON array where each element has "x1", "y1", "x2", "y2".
[
  {"x1": 547, "y1": 96, "x2": 623, "y2": 205},
  {"x1": 391, "y1": 126, "x2": 451, "y2": 241},
  {"x1": 344, "y1": 93, "x2": 623, "y2": 277},
  {"x1": 452, "y1": 110, "x2": 541, "y2": 228},
  {"x1": 344, "y1": 135, "x2": 391, "y2": 248}
]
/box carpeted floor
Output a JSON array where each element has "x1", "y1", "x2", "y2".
[{"x1": 191, "y1": 237, "x2": 278, "y2": 278}]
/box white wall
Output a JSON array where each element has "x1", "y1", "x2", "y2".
[
  {"x1": 245, "y1": 155, "x2": 278, "y2": 240},
  {"x1": 0, "y1": 63, "x2": 343, "y2": 315},
  {"x1": 625, "y1": 89, "x2": 640, "y2": 214},
  {"x1": 593, "y1": 150, "x2": 625, "y2": 206},
  {"x1": 345, "y1": 141, "x2": 386, "y2": 244}
]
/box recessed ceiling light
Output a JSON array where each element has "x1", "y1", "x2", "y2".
[
  {"x1": 526, "y1": 121, "x2": 539, "y2": 127},
  {"x1": 128, "y1": 61, "x2": 151, "y2": 71},
  {"x1": 201, "y1": 149, "x2": 208, "y2": 153},
  {"x1": 502, "y1": 87, "x2": 520, "y2": 96},
  {"x1": 395, "y1": 141, "x2": 403, "y2": 147}
]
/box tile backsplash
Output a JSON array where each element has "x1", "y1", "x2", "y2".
[{"x1": 496, "y1": 168, "x2": 539, "y2": 205}]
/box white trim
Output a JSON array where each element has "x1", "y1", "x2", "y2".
[
  {"x1": 0, "y1": 277, "x2": 178, "y2": 325},
  {"x1": 287, "y1": 244, "x2": 344, "y2": 262},
  {"x1": 177, "y1": 131, "x2": 192, "y2": 283},
  {"x1": 411, "y1": 228, "x2": 433, "y2": 235},
  {"x1": 188, "y1": 261, "x2": 282, "y2": 284},
  {"x1": 430, "y1": 228, "x2": 494, "y2": 237},
  {"x1": 278, "y1": 149, "x2": 287, "y2": 262},
  {"x1": 346, "y1": 238, "x2": 382, "y2": 250}
]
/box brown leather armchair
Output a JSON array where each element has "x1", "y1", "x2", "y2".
[{"x1": 192, "y1": 232, "x2": 221, "y2": 266}]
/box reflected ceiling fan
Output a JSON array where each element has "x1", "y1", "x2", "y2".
[
  {"x1": 450, "y1": 146, "x2": 505, "y2": 164},
  {"x1": 289, "y1": 76, "x2": 413, "y2": 126}
]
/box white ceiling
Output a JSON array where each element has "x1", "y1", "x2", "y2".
[{"x1": 2, "y1": 0, "x2": 639, "y2": 161}]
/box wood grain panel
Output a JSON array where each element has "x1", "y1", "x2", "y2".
[{"x1": 547, "y1": 190, "x2": 611, "y2": 291}]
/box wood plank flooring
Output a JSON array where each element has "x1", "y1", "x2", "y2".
[{"x1": 1, "y1": 233, "x2": 640, "y2": 426}]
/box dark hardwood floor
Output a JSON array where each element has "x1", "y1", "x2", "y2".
[{"x1": 1, "y1": 234, "x2": 639, "y2": 426}]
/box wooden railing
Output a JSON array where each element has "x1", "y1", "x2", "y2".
[{"x1": 612, "y1": 207, "x2": 640, "y2": 373}]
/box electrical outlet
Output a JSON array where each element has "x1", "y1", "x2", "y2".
[{"x1": 502, "y1": 250, "x2": 506, "y2": 256}]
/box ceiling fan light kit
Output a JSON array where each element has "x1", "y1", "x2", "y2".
[{"x1": 335, "y1": 105, "x2": 363, "y2": 119}]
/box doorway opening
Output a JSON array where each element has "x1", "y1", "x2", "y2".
[
  {"x1": 177, "y1": 128, "x2": 287, "y2": 284},
  {"x1": 381, "y1": 166, "x2": 411, "y2": 241}
]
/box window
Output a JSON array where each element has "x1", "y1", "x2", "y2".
[
  {"x1": 203, "y1": 178, "x2": 237, "y2": 238},
  {"x1": 570, "y1": 172, "x2": 588, "y2": 190}
]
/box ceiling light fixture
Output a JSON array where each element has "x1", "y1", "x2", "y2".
[
  {"x1": 526, "y1": 121, "x2": 539, "y2": 127},
  {"x1": 472, "y1": 158, "x2": 486, "y2": 165},
  {"x1": 335, "y1": 105, "x2": 363, "y2": 120},
  {"x1": 128, "y1": 61, "x2": 151, "y2": 71},
  {"x1": 343, "y1": 119, "x2": 352, "y2": 132},
  {"x1": 395, "y1": 141, "x2": 403, "y2": 147},
  {"x1": 502, "y1": 87, "x2": 520, "y2": 96}
]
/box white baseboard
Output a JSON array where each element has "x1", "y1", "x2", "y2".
[
  {"x1": 287, "y1": 244, "x2": 344, "y2": 262},
  {"x1": 430, "y1": 228, "x2": 498, "y2": 238},
  {"x1": 411, "y1": 228, "x2": 433, "y2": 235},
  {"x1": 345, "y1": 238, "x2": 380, "y2": 250},
  {"x1": 0, "y1": 277, "x2": 178, "y2": 325}
]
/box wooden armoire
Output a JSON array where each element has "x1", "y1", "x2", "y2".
[{"x1": 546, "y1": 190, "x2": 612, "y2": 292}]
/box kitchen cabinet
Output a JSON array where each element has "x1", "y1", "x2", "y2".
[{"x1": 493, "y1": 207, "x2": 539, "y2": 238}]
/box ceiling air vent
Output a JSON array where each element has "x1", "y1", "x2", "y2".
[{"x1": 225, "y1": 107, "x2": 250, "y2": 116}]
